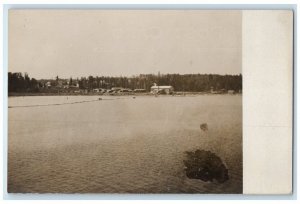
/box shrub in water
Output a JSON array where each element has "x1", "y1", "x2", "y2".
[{"x1": 183, "y1": 150, "x2": 229, "y2": 183}]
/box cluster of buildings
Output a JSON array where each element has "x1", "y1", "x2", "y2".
[
  {"x1": 92, "y1": 87, "x2": 145, "y2": 94},
  {"x1": 42, "y1": 79, "x2": 79, "y2": 89},
  {"x1": 90, "y1": 85, "x2": 175, "y2": 95},
  {"x1": 41, "y1": 78, "x2": 176, "y2": 95},
  {"x1": 40, "y1": 79, "x2": 239, "y2": 95}
]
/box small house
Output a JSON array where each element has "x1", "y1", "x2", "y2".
[
  {"x1": 46, "y1": 81, "x2": 51, "y2": 88},
  {"x1": 111, "y1": 87, "x2": 123, "y2": 91},
  {"x1": 134, "y1": 89, "x2": 146, "y2": 93}
]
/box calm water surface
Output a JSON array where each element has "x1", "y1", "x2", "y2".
[{"x1": 8, "y1": 95, "x2": 242, "y2": 193}]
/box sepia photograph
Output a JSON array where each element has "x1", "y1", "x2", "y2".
[{"x1": 7, "y1": 10, "x2": 243, "y2": 194}]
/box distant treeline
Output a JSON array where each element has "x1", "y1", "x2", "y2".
[
  {"x1": 8, "y1": 72, "x2": 242, "y2": 93},
  {"x1": 8, "y1": 72, "x2": 39, "y2": 92}
]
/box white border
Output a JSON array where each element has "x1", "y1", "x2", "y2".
[
  {"x1": 243, "y1": 10, "x2": 293, "y2": 194},
  {"x1": 1, "y1": 0, "x2": 298, "y2": 202}
]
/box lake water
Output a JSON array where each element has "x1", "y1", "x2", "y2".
[{"x1": 8, "y1": 95, "x2": 242, "y2": 193}]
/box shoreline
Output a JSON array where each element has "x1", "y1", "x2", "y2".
[{"x1": 8, "y1": 92, "x2": 242, "y2": 97}]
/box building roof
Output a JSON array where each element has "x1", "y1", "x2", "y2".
[{"x1": 151, "y1": 86, "x2": 173, "y2": 89}]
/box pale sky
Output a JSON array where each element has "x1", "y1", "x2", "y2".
[{"x1": 9, "y1": 10, "x2": 242, "y2": 79}]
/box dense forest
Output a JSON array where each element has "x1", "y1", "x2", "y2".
[
  {"x1": 8, "y1": 72, "x2": 39, "y2": 92},
  {"x1": 8, "y1": 72, "x2": 242, "y2": 93}
]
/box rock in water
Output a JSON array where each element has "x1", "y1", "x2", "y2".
[
  {"x1": 183, "y1": 150, "x2": 229, "y2": 183},
  {"x1": 200, "y1": 123, "x2": 208, "y2": 131}
]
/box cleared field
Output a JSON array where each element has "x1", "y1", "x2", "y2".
[{"x1": 8, "y1": 95, "x2": 242, "y2": 193}]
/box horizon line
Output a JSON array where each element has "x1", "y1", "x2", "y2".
[{"x1": 8, "y1": 71, "x2": 242, "y2": 80}]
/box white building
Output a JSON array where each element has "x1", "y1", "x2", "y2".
[
  {"x1": 46, "y1": 81, "x2": 51, "y2": 88},
  {"x1": 150, "y1": 85, "x2": 174, "y2": 94}
]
